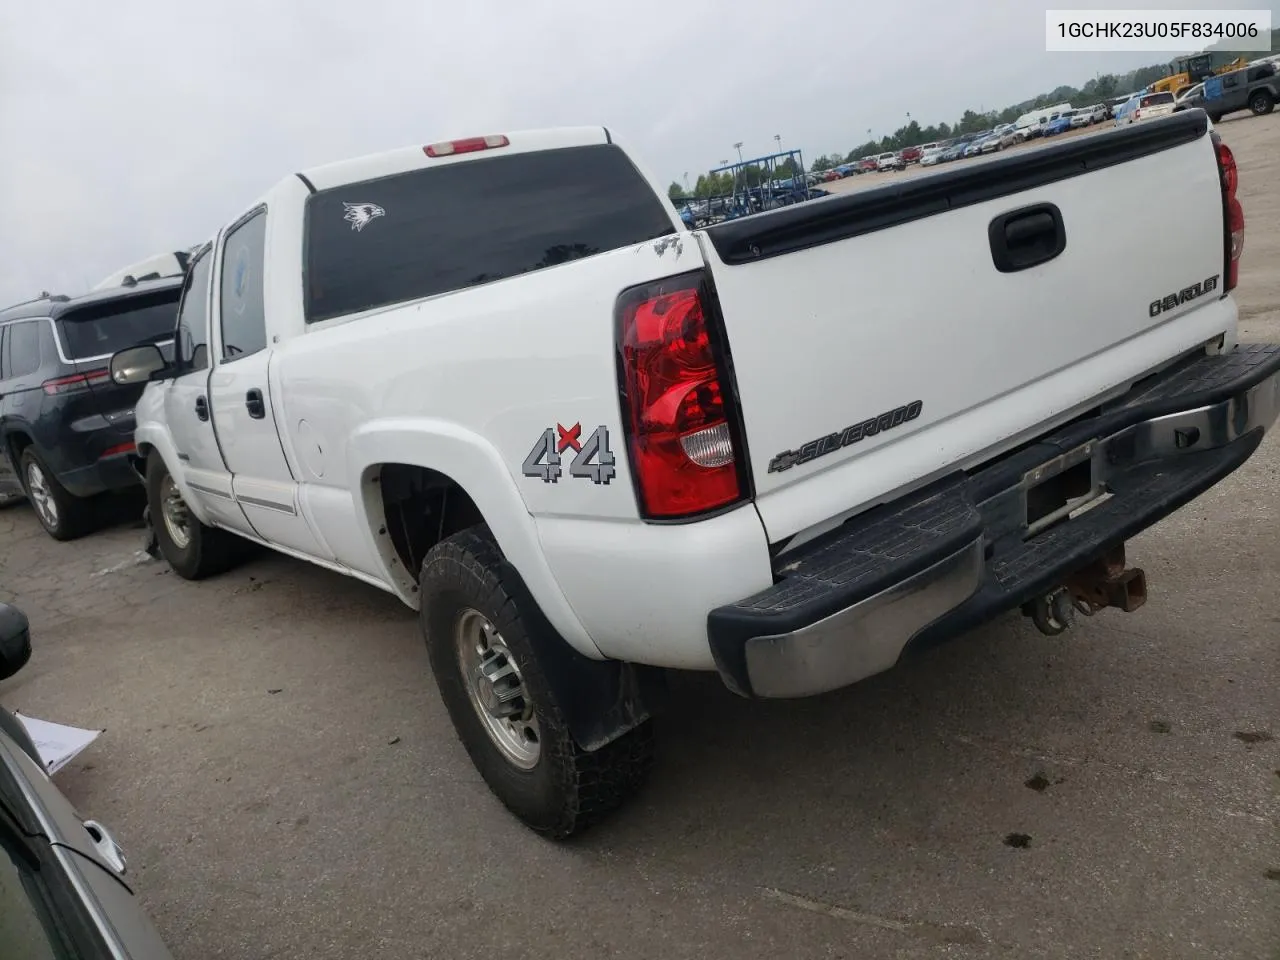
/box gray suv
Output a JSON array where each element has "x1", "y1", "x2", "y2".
[
  {"x1": 0, "y1": 279, "x2": 182, "y2": 539},
  {"x1": 1176, "y1": 63, "x2": 1278, "y2": 121}
]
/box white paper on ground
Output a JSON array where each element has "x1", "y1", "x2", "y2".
[{"x1": 14, "y1": 713, "x2": 102, "y2": 775}]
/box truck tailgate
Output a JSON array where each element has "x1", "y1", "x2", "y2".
[{"x1": 699, "y1": 112, "x2": 1230, "y2": 541}]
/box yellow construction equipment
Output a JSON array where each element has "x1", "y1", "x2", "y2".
[{"x1": 1150, "y1": 54, "x2": 1250, "y2": 96}]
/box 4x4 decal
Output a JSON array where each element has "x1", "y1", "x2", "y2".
[{"x1": 522, "y1": 423, "x2": 616, "y2": 485}]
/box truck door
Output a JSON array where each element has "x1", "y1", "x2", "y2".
[
  {"x1": 162, "y1": 246, "x2": 253, "y2": 533},
  {"x1": 206, "y1": 208, "x2": 334, "y2": 561}
]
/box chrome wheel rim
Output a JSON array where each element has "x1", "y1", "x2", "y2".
[
  {"x1": 455, "y1": 608, "x2": 540, "y2": 770},
  {"x1": 25, "y1": 463, "x2": 58, "y2": 530},
  {"x1": 159, "y1": 475, "x2": 192, "y2": 550}
]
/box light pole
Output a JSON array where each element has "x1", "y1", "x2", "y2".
[
  {"x1": 683, "y1": 171, "x2": 689, "y2": 192},
  {"x1": 733, "y1": 141, "x2": 744, "y2": 164},
  {"x1": 774, "y1": 134, "x2": 782, "y2": 153}
]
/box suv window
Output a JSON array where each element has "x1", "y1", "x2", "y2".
[
  {"x1": 1141, "y1": 93, "x2": 1174, "y2": 107},
  {"x1": 176, "y1": 250, "x2": 213, "y2": 372},
  {"x1": 303, "y1": 144, "x2": 675, "y2": 324},
  {"x1": 219, "y1": 211, "x2": 268, "y2": 360},
  {"x1": 4, "y1": 321, "x2": 43, "y2": 379},
  {"x1": 57, "y1": 292, "x2": 180, "y2": 361}
]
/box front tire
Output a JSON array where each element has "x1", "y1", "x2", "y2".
[
  {"x1": 20, "y1": 449, "x2": 93, "y2": 541},
  {"x1": 146, "y1": 454, "x2": 243, "y2": 579},
  {"x1": 420, "y1": 528, "x2": 653, "y2": 839},
  {"x1": 1249, "y1": 92, "x2": 1274, "y2": 116}
]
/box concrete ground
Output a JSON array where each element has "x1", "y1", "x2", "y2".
[{"x1": 2, "y1": 115, "x2": 1278, "y2": 960}]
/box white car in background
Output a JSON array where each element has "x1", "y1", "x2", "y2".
[
  {"x1": 1116, "y1": 91, "x2": 1177, "y2": 126},
  {"x1": 920, "y1": 146, "x2": 943, "y2": 166},
  {"x1": 875, "y1": 151, "x2": 904, "y2": 171},
  {"x1": 1073, "y1": 104, "x2": 1107, "y2": 127}
]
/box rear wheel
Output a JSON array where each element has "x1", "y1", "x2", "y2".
[
  {"x1": 20, "y1": 449, "x2": 93, "y2": 541},
  {"x1": 420, "y1": 527, "x2": 653, "y2": 839},
  {"x1": 1249, "y1": 92, "x2": 1274, "y2": 116},
  {"x1": 146, "y1": 454, "x2": 243, "y2": 579}
]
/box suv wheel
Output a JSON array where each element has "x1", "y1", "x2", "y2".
[
  {"x1": 1249, "y1": 91, "x2": 1274, "y2": 116},
  {"x1": 420, "y1": 527, "x2": 654, "y2": 839},
  {"x1": 20, "y1": 449, "x2": 92, "y2": 541}
]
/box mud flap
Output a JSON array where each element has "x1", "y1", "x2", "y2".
[
  {"x1": 141, "y1": 505, "x2": 160, "y2": 559},
  {"x1": 495, "y1": 556, "x2": 668, "y2": 752}
]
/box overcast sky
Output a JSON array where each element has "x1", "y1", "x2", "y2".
[{"x1": 1, "y1": 0, "x2": 1274, "y2": 305}]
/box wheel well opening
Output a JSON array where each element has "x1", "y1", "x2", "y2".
[
  {"x1": 377, "y1": 464, "x2": 484, "y2": 575},
  {"x1": 7, "y1": 432, "x2": 33, "y2": 459},
  {"x1": 5, "y1": 433, "x2": 33, "y2": 473}
]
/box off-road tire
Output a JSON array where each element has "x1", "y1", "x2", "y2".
[
  {"x1": 1249, "y1": 92, "x2": 1274, "y2": 116},
  {"x1": 420, "y1": 527, "x2": 654, "y2": 839},
  {"x1": 20, "y1": 448, "x2": 93, "y2": 541},
  {"x1": 146, "y1": 454, "x2": 243, "y2": 580}
]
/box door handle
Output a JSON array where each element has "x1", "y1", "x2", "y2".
[
  {"x1": 245, "y1": 388, "x2": 266, "y2": 420},
  {"x1": 988, "y1": 202, "x2": 1066, "y2": 273},
  {"x1": 194, "y1": 396, "x2": 209, "y2": 422}
]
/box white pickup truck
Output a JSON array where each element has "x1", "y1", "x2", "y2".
[{"x1": 111, "y1": 115, "x2": 1277, "y2": 838}]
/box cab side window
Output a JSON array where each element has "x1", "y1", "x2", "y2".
[
  {"x1": 218, "y1": 211, "x2": 268, "y2": 361},
  {"x1": 177, "y1": 251, "x2": 213, "y2": 372}
]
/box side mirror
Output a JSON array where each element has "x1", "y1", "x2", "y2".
[
  {"x1": 109, "y1": 344, "x2": 167, "y2": 386},
  {"x1": 0, "y1": 604, "x2": 31, "y2": 682}
]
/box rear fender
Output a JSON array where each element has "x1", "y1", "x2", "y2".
[{"x1": 345, "y1": 418, "x2": 602, "y2": 659}]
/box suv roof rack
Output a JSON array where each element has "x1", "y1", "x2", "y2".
[{"x1": 2, "y1": 291, "x2": 70, "y2": 311}]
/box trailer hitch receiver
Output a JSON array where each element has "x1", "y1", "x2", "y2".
[{"x1": 1064, "y1": 544, "x2": 1147, "y2": 615}]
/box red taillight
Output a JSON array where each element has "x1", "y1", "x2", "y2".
[
  {"x1": 423, "y1": 135, "x2": 509, "y2": 158},
  {"x1": 616, "y1": 273, "x2": 744, "y2": 520},
  {"x1": 1212, "y1": 132, "x2": 1244, "y2": 292},
  {"x1": 42, "y1": 369, "x2": 109, "y2": 395}
]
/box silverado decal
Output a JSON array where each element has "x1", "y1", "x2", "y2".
[
  {"x1": 522, "y1": 423, "x2": 617, "y2": 485},
  {"x1": 768, "y1": 400, "x2": 923, "y2": 474},
  {"x1": 1149, "y1": 274, "x2": 1219, "y2": 317}
]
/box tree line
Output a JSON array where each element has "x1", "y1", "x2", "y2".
[{"x1": 670, "y1": 30, "x2": 1277, "y2": 197}]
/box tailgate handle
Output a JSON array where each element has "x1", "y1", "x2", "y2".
[{"x1": 989, "y1": 203, "x2": 1066, "y2": 273}]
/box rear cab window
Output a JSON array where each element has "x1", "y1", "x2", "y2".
[
  {"x1": 55, "y1": 291, "x2": 181, "y2": 362},
  {"x1": 1141, "y1": 93, "x2": 1174, "y2": 107},
  {"x1": 303, "y1": 144, "x2": 676, "y2": 324}
]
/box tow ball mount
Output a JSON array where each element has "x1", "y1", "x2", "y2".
[{"x1": 1023, "y1": 544, "x2": 1147, "y2": 636}]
